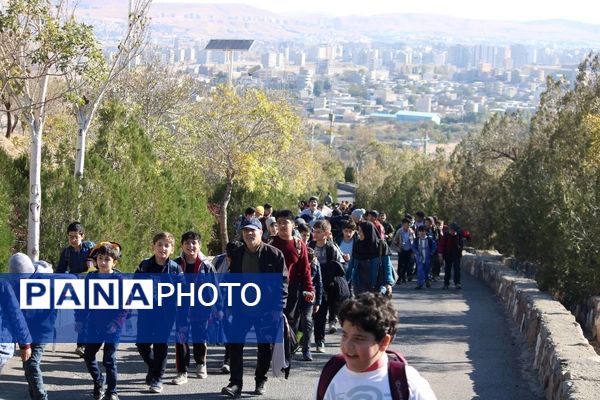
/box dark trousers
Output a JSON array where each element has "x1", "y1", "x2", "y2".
[
  {"x1": 397, "y1": 250, "x2": 412, "y2": 281},
  {"x1": 136, "y1": 343, "x2": 168, "y2": 382},
  {"x1": 313, "y1": 296, "x2": 328, "y2": 345},
  {"x1": 284, "y1": 285, "x2": 302, "y2": 329},
  {"x1": 444, "y1": 256, "x2": 462, "y2": 286},
  {"x1": 293, "y1": 301, "x2": 314, "y2": 351},
  {"x1": 314, "y1": 294, "x2": 342, "y2": 344},
  {"x1": 444, "y1": 257, "x2": 460, "y2": 285},
  {"x1": 175, "y1": 320, "x2": 208, "y2": 373},
  {"x1": 228, "y1": 315, "x2": 272, "y2": 387},
  {"x1": 431, "y1": 254, "x2": 442, "y2": 277},
  {"x1": 84, "y1": 342, "x2": 119, "y2": 394},
  {"x1": 23, "y1": 343, "x2": 47, "y2": 400}
]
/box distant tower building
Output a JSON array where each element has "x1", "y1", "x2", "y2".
[
  {"x1": 448, "y1": 44, "x2": 471, "y2": 68},
  {"x1": 416, "y1": 95, "x2": 432, "y2": 112},
  {"x1": 397, "y1": 50, "x2": 413, "y2": 65},
  {"x1": 495, "y1": 46, "x2": 510, "y2": 69},
  {"x1": 368, "y1": 49, "x2": 379, "y2": 72},
  {"x1": 433, "y1": 51, "x2": 447, "y2": 66},
  {"x1": 510, "y1": 44, "x2": 528, "y2": 68},
  {"x1": 297, "y1": 68, "x2": 313, "y2": 91},
  {"x1": 316, "y1": 59, "x2": 331, "y2": 76},
  {"x1": 474, "y1": 45, "x2": 497, "y2": 66},
  {"x1": 261, "y1": 52, "x2": 277, "y2": 69}
]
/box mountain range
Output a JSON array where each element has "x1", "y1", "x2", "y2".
[{"x1": 76, "y1": 1, "x2": 600, "y2": 45}]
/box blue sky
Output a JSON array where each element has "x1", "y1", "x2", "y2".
[{"x1": 154, "y1": 0, "x2": 600, "y2": 24}]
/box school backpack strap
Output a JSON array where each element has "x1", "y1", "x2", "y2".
[
  {"x1": 317, "y1": 351, "x2": 410, "y2": 400},
  {"x1": 316, "y1": 354, "x2": 346, "y2": 400},
  {"x1": 386, "y1": 350, "x2": 410, "y2": 400}
]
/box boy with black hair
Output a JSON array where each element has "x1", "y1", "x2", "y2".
[
  {"x1": 438, "y1": 222, "x2": 464, "y2": 290},
  {"x1": 57, "y1": 221, "x2": 95, "y2": 356},
  {"x1": 336, "y1": 220, "x2": 357, "y2": 264},
  {"x1": 171, "y1": 231, "x2": 215, "y2": 385},
  {"x1": 297, "y1": 222, "x2": 312, "y2": 244},
  {"x1": 314, "y1": 293, "x2": 437, "y2": 400},
  {"x1": 310, "y1": 220, "x2": 347, "y2": 352},
  {"x1": 135, "y1": 232, "x2": 185, "y2": 394},
  {"x1": 411, "y1": 226, "x2": 437, "y2": 290},
  {"x1": 300, "y1": 196, "x2": 325, "y2": 227},
  {"x1": 77, "y1": 242, "x2": 128, "y2": 400}
]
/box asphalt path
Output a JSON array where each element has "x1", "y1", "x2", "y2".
[{"x1": 0, "y1": 267, "x2": 544, "y2": 400}]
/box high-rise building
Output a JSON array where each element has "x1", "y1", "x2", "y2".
[
  {"x1": 316, "y1": 59, "x2": 331, "y2": 76},
  {"x1": 510, "y1": 44, "x2": 528, "y2": 68},
  {"x1": 448, "y1": 44, "x2": 471, "y2": 68},
  {"x1": 261, "y1": 52, "x2": 277, "y2": 69}
]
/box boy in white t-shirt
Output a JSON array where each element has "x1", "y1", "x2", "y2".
[{"x1": 313, "y1": 293, "x2": 437, "y2": 400}]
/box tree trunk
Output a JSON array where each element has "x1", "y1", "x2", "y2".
[
  {"x1": 74, "y1": 114, "x2": 91, "y2": 178},
  {"x1": 219, "y1": 172, "x2": 234, "y2": 252},
  {"x1": 27, "y1": 74, "x2": 49, "y2": 261}
]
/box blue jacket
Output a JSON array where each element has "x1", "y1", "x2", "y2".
[
  {"x1": 412, "y1": 235, "x2": 437, "y2": 266},
  {"x1": 0, "y1": 280, "x2": 32, "y2": 347},
  {"x1": 13, "y1": 274, "x2": 58, "y2": 344},
  {"x1": 56, "y1": 241, "x2": 95, "y2": 274},
  {"x1": 134, "y1": 256, "x2": 186, "y2": 337},
  {"x1": 346, "y1": 253, "x2": 394, "y2": 291},
  {"x1": 75, "y1": 271, "x2": 128, "y2": 339}
]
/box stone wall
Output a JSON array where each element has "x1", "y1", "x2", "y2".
[{"x1": 462, "y1": 253, "x2": 600, "y2": 400}]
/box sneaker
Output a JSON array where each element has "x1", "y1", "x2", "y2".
[
  {"x1": 75, "y1": 346, "x2": 85, "y2": 358},
  {"x1": 456, "y1": 284, "x2": 462, "y2": 290},
  {"x1": 315, "y1": 342, "x2": 326, "y2": 353},
  {"x1": 171, "y1": 372, "x2": 188, "y2": 385},
  {"x1": 302, "y1": 349, "x2": 313, "y2": 361},
  {"x1": 221, "y1": 362, "x2": 230, "y2": 374},
  {"x1": 425, "y1": 279, "x2": 431, "y2": 288},
  {"x1": 221, "y1": 383, "x2": 242, "y2": 398},
  {"x1": 101, "y1": 393, "x2": 119, "y2": 400},
  {"x1": 254, "y1": 380, "x2": 266, "y2": 395},
  {"x1": 149, "y1": 380, "x2": 163, "y2": 393},
  {"x1": 196, "y1": 363, "x2": 207, "y2": 379},
  {"x1": 93, "y1": 379, "x2": 104, "y2": 400},
  {"x1": 415, "y1": 285, "x2": 423, "y2": 290},
  {"x1": 328, "y1": 322, "x2": 337, "y2": 334}
]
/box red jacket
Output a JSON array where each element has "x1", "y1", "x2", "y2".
[{"x1": 270, "y1": 236, "x2": 314, "y2": 293}]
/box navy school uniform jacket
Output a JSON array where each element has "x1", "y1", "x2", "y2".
[
  {"x1": 0, "y1": 280, "x2": 32, "y2": 347},
  {"x1": 56, "y1": 241, "x2": 95, "y2": 274},
  {"x1": 75, "y1": 271, "x2": 129, "y2": 340},
  {"x1": 134, "y1": 256, "x2": 186, "y2": 340}
]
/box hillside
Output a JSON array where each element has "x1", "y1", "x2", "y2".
[{"x1": 74, "y1": 1, "x2": 600, "y2": 44}]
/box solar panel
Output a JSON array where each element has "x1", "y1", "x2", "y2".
[{"x1": 205, "y1": 40, "x2": 255, "y2": 51}]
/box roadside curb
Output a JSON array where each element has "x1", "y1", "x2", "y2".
[{"x1": 462, "y1": 253, "x2": 600, "y2": 400}]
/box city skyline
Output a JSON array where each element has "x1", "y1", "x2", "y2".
[{"x1": 154, "y1": 0, "x2": 600, "y2": 25}]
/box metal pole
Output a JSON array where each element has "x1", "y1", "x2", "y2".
[{"x1": 228, "y1": 50, "x2": 233, "y2": 86}]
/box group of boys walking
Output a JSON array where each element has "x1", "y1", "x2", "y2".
[{"x1": 1, "y1": 197, "x2": 449, "y2": 400}]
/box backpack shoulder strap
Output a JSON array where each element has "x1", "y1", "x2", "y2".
[
  {"x1": 325, "y1": 241, "x2": 334, "y2": 263},
  {"x1": 294, "y1": 237, "x2": 303, "y2": 258},
  {"x1": 386, "y1": 350, "x2": 410, "y2": 400},
  {"x1": 316, "y1": 354, "x2": 346, "y2": 400}
]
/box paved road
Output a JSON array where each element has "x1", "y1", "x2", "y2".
[{"x1": 0, "y1": 269, "x2": 543, "y2": 400}]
